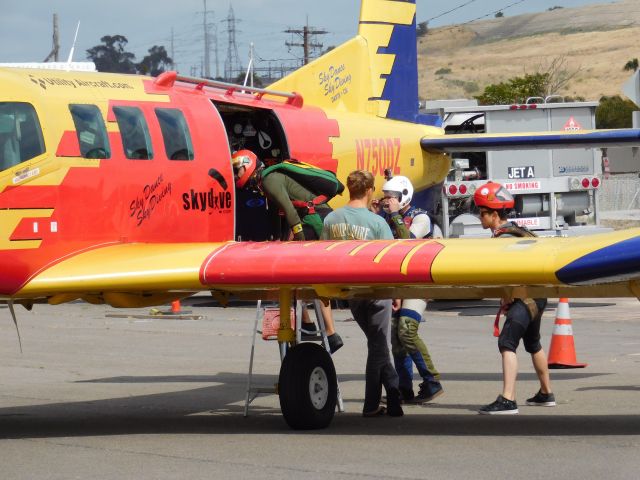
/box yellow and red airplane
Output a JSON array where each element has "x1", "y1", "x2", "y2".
[{"x1": 2, "y1": 0, "x2": 640, "y2": 429}]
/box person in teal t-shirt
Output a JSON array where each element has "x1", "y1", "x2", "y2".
[{"x1": 321, "y1": 170, "x2": 403, "y2": 418}]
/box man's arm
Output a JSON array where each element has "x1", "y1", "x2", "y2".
[{"x1": 384, "y1": 197, "x2": 410, "y2": 239}]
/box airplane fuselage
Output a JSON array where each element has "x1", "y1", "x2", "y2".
[{"x1": 0, "y1": 68, "x2": 448, "y2": 300}]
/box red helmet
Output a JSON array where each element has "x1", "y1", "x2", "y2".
[
  {"x1": 473, "y1": 181, "x2": 514, "y2": 210},
  {"x1": 232, "y1": 149, "x2": 258, "y2": 188}
]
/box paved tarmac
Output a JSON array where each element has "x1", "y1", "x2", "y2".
[{"x1": 1, "y1": 297, "x2": 639, "y2": 479}]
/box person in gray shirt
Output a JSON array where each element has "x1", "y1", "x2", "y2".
[{"x1": 322, "y1": 170, "x2": 403, "y2": 417}]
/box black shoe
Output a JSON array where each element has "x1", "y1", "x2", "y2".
[
  {"x1": 386, "y1": 389, "x2": 404, "y2": 417},
  {"x1": 478, "y1": 395, "x2": 519, "y2": 415},
  {"x1": 327, "y1": 333, "x2": 343, "y2": 354},
  {"x1": 526, "y1": 390, "x2": 556, "y2": 407},
  {"x1": 300, "y1": 323, "x2": 318, "y2": 338},
  {"x1": 410, "y1": 381, "x2": 443, "y2": 404}
]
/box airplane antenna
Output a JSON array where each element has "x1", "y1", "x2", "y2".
[
  {"x1": 66, "y1": 21, "x2": 81, "y2": 69},
  {"x1": 7, "y1": 300, "x2": 23, "y2": 354},
  {"x1": 243, "y1": 42, "x2": 254, "y2": 87}
]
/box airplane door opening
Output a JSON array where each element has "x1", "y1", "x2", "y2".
[{"x1": 212, "y1": 101, "x2": 290, "y2": 241}]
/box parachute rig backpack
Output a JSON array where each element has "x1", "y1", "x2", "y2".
[{"x1": 261, "y1": 159, "x2": 345, "y2": 237}]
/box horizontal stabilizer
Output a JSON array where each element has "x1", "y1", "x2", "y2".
[{"x1": 421, "y1": 129, "x2": 640, "y2": 153}]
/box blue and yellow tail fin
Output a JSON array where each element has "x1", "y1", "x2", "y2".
[{"x1": 270, "y1": 0, "x2": 438, "y2": 126}]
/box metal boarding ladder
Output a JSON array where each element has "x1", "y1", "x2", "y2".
[{"x1": 244, "y1": 299, "x2": 345, "y2": 416}]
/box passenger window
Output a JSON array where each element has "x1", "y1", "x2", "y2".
[
  {"x1": 114, "y1": 106, "x2": 153, "y2": 160},
  {"x1": 0, "y1": 102, "x2": 45, "y2": 172},
  {"x1": 69, "y1": 104, "x2": 110, "y2": 159},
  {"x1": 155, "y1": 108, "x2": 194, "y2": 160}
]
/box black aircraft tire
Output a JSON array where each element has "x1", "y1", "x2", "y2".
[{"x1": 278, "y1": 343, "x2": 337, "y2": 430}]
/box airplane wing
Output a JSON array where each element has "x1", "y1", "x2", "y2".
[
  {"x1": 421, "y1": 128, "x2": 640, "y2": 153},
  {"x1": 13, "y1": 228, "x2": 640, "y2": 306}
]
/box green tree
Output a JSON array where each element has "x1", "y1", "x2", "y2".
[
  {"x1": 417, "y1": 21, "x2": 429, "y2": 37},
  {"x1": 596, "y1": 95, "x2": 637, "y2": 129},
  {"x1": 86, "y1": 35, "x2": 136, "y2": 73},
  {"x1": 475, "y1": 73, "x2": 549, "y2": 105},
  {"x1": 623, "y1": 58, "x2": 639, "y2": 72},
  {"x1": 136, "y1": 45, "x2": 173, "y2": 76},
  {"x1": 495, "y1": 11, "x2": 504, "y2": 18},
  {"x1": 475, "y1": 56, "x2": 581, "y2": 104},
  {"x1": 232, "y1": 72, "x2": 264, "y2": 88}
]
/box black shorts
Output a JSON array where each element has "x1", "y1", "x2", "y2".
[{"x1": 498, "y1": 299, "x2": 547, "y2": 354}]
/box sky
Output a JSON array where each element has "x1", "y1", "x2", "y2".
[{"x1": 0, "y1": 0, "x2": 616, "y2": 76}]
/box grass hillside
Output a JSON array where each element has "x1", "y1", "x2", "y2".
[{"x1": 419, "y1": 0, "x2": 640, "y2": 101}]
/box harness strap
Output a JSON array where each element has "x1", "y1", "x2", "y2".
[
  {"x1": 291, "y1": 195, "x2": 328, "y2": 214},
  {"x1": 521, "y1": 298, "x2": 540, "y2": 321}
]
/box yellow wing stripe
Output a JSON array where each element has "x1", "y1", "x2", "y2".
[
  {"x1": 349, "y1": 241, "x2": 374, "y2": 256},
  {"x1": 400, "y1": 242, "x2": 429, "y2": 276},
  {"x1": 373, "y1": 240, "x2": 403, "y2": 264}
]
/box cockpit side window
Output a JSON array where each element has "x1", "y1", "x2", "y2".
[
  {"x1": 155, "y1": 108, "x2": 194, "y2": 160},
  {"x1": 114, "y1": 106, "x2": 153, "y2": 160},
  {"x1": 0, "y1": 102, "x2": 45, "y2": 172},
  {"x1": 69, "y1": 104, "x2": 111, "y2": 159}
]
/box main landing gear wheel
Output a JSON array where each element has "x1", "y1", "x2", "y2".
[{"x1": 278, "y1": 342, "x2": 337, "y2": 430}]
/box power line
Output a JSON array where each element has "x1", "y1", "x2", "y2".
[
  {"x1": 462, "y1": 0, "x2": 527, "y2": 24},
  {"x1": 426, "y1": 0, "x2": 480, "y2": 23}
]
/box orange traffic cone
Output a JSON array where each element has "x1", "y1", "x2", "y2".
[
  {"x1": 547, "y1": 298, "x2": 587, "y2": 369},
  {"x1": 171, "y1": 300, "x2": 182, "y2": 314}
]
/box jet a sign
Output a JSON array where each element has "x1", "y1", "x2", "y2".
[{"x1": 508, "y1": 166, "x2": 535, "y2": 179}]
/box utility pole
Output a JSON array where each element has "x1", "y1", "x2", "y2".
[
  {"x1": 285, "y1": 18, "x2": 327, "y2": 65},
  {"x1": 203, "y1": 0, "x2": 210, "y2": 78},
  {"x1": 213, "y1": 23, "x2": 219, "y2": 78},
  {"x1": 43, "y1": 13, "x2": 60, "y2": 62},
  {"x1": 197, "y1": 2, "x2": 218, "y2": 78}
]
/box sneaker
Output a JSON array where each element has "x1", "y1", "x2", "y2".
[
  {"x1": 327, "y1": 333, "x2": 343, "y2": 354},
  {"x1": 399, "y1": 388, "x2": 415, "y2": 403},
  {"x1": 478, "y1": 395, "x2": 519, "y2": 415},
  {"x1": 300, "y1": 323, "x2": 318, "y2": 338},
  {"x1": 410, "y1": 381, "x2": 443, "y2": 404},
  {"x1": 526, "y1": 390, "x2": 556, "y2": 407}
]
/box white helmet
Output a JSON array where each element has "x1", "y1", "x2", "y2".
[{"x1": 382, "y1": 175, "x2": 414, "y2": 209}]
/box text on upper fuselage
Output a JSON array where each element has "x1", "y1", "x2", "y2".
[
  {"x1": 355, "y1": 137, "x2": 401, "y2": 177},
  {"x1": 28, "y1": 74, "x2": 134, "y2": 91}
]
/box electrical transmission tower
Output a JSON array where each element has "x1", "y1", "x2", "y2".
[
  {"x1": 285, "y1": 19, "x2": 328, "y2": 65},
  {"x1": 223, "y1": 5, "x2": 243, "y2": 81}
]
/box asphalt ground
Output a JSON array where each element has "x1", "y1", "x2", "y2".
[{"x1": 1, "y1": 297, "x2": 639, "y2": 479}]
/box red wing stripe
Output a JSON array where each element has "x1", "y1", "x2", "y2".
[{"x1": 199, "y1": 240, "x2": 444, "y2": 285}]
